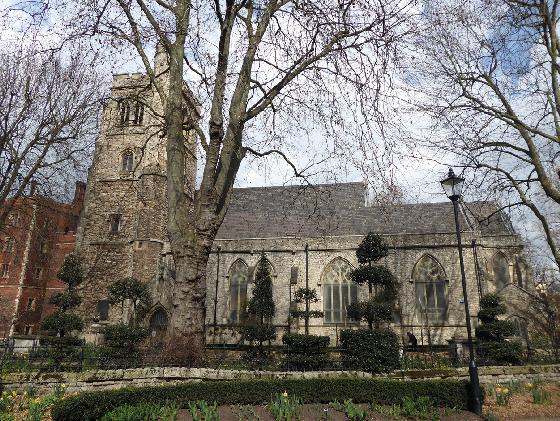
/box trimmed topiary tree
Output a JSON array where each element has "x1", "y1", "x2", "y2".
[
  {"x1": 101, "y1": 277, "x2": 151, "y2": 368},
  {"x1": 290, "y1": 287, "x2": 324, "y2": 333},
  {"x1": 284, "y1": 287, "x2": 330, "y2": 370},
  {"x1": 39, "y1": 253, "x2": 85, "y2": 369},
  {"x1": 342, "y1": 233, "x2": 401, "y2": 373},
  {"x1": 242, "y1": 254, "x2": 276, "y2": 366},
  {"x1": 108, "y1": 277, "x2": 152, "y2": 326},
  {"x1": 475, "y1": 293, "x2": 522, "y2": 365},
  {"x1": 347, "y1": 233, "x2": 399, "y2": 330}
]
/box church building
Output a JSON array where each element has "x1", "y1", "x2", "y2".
[{"x1": 75, "y1": 55, "x2": 534, "y2": 347}]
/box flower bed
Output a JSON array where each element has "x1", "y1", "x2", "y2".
[{"x1": 51, "y1": 378, "x2": 473, "y2": 421}]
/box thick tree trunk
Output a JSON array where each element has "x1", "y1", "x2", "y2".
[{"x1": 170, "y1": 247, "x2": 210, "y2": 350}]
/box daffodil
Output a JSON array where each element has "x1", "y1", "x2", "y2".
[
  {"x1": 503, "y1": 388, "x2": 509, "y2": 394},
  {"x1": 282, "y1": 391, "x2": 288, "y2": 398}
]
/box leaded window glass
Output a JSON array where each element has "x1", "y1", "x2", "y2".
[
  {"x1": 515, "y1": 259, "x2": 527, "y2": 289},
  {"x1": 149, "y1": 308, "x2": 168, "y2": 335},
  {"x1": 492, "y1": 253, "x2": 510, "y2": 290},
  {"x1": 229, "y1": 259, "x2": 248, "y2": 323},
  {"x1": 322, "y1": 258, "x2": 358, "y2": 323},
  {"x1": 413, "y1": 255, "x2": 448, "y2": 323},
  {"x1": 122, "y1": 151, "x2": 134, "y2": 172}
]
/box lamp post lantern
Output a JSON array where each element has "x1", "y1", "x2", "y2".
[{"x1": 440, "y1": 168, "x2": 482, "y2": 416}]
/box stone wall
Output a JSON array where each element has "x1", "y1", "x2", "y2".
[
  {"x1": 206, "y1": 232, "x2": 532, "y2": 346},
  {"x1": 2, "y1": 365, "x2": 558, "y2": 394}
]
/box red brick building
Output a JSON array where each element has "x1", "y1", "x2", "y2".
[{"x1": 0, "y1": 182, "x2": 85, "y2": 338}]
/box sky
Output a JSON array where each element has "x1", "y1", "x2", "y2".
[{"x1": 0, "y1": 0, "x2": 531, "y2": 208}]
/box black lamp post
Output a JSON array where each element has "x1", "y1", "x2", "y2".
[{"x1": 440, "y1": 168, "x2": 482, "y2": 416}]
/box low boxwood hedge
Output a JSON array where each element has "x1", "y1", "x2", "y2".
[{"x1": 52, "y1": 378, "x2": 473, "y2": 420}]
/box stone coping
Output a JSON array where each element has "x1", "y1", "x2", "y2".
[{"x1": 2, "y1": 364, "x2": 559, "y2": 387}]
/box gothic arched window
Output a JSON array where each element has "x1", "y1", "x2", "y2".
[
  {"x1": 118, "y1": 100, "x2": 130, "y2": 126},
  {"x1": 413, "y1": 255, "x2": 448, "y2": 323},
  {"x1": 515, "y1": 259, "x2": 527, "y2": 289},
  {"x1": 121, "y1": 151, "x2": 134, "y2": 172},
  {"x1": 492, "y1": 253, "x2": 510, "y2": 290},
  {"x1": 149, "y1": 308, "x2": 168, "y2": 335},
  {"x1": 322, "y1": 258, "x2": 357, "y2": 324},
  {"x1": 132, "y1": 101, "x2": 144, "y2": 125},
  {"x1": 118, "y1": 99, "x2": 144, "y2": 126},
  {"x1": 229, "y1": 259, "x2": 249, "y2": 323}
]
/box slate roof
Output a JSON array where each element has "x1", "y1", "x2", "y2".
[{"x1": 215, "y1": 182, "x2": 514, "y2": 239}]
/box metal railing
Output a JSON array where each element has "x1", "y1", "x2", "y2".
[{"x1": 1, "y1": 342, "x2": 558, "y2": 375}]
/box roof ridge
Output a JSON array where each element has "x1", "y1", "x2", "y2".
[{"x1": 231, "y1": 181, "x2": 364, "y2": 191}]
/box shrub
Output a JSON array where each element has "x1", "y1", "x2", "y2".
[
  {"x1": 32, "y1": 336, "x2": 85, "y2": 371},
  {"x1": 108, "y1": 277, "x2": 152, "y2": 324},
  {"x1": 143, "y1": 333, "x2": 204, "y2": 367},
  {"x1": 52, "y1": 378, "x2": 472, "y2": 421},
  {"x1": 104, "y1": 324, "x2": 149, "y2": 348},
  {"x1": 476, "y1": 294, "x2": 522, "y2": 365},
  {"x1": 282, "y1": 333, "x2": 330, "y2": 371},
  {"x1": 478, "y1": 341, "x2": 524, "y2": 366},
  {"x1": 340, "y1": 328, "x2": 400, "y2": 373}
]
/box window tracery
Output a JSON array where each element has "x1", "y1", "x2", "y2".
[
  {"x1": 413, "y1": 255, "x2": 448, "y2": 323},
  {"x1": 322, "y1": 258, "x2": 357, "y2": 324}
]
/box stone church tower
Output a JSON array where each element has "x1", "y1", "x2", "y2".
[{"x1": 76, "y1": 51, "x2": 195, "y2": 333}]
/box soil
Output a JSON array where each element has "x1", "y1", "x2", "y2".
[
  {"x1": 177, "y1": 404, "x2": 481, "y2": 420},
  {"x1": 483, "y1": 383, "x2": 560, "y2": 421}
]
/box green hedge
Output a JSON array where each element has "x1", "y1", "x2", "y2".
[
  {"x1": 340, "y1": 328, "x2": 400, "y2": 373},
  {"x1": 282, "y1": 334, "x2": 330, "y2": 371},
  {"x1": 52, "y1": 378, "x2": 473, "y2": 421}
]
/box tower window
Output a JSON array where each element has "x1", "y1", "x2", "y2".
[
  {"x1": 8, "y1": 212, "x2": 19, "y2": 227},
  {"x1": 118, "y1": 100, "x2": 144, "y2": 126},
  {"x1": 1, "y1": 264, "x2": 9, "y2": 278},
  {"x1": 121, "y1": 151, "x2": 134, "y2": 172},
  {"x1": 4, "y1": 237, "x2": 14, "y2": 253},
  {"x1": 35, "y1": 268, "x2": 43, "y2": 280},
  {"x1": 109, "y1": 214, "x2": 122, "y2": 234},
  {"x1": 133, "y1": 101, "x2": 144, "y2": 125},
  {"x1": 26, "y1": 298, "x2": 36, "y2": 310},
  {"x1": 118, "y1": 100, "x2": 130, "y2": 126}
]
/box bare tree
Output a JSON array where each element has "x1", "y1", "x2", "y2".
[
  {"x1": 52, "y1": 0, "x2": 413, "y2": 346},
  {"x1": 406, "y1": 0, "x2": 560, "y2": 269},
  {"x1": 0, "y1": 46, "x2": 103, "y2": 227}
]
